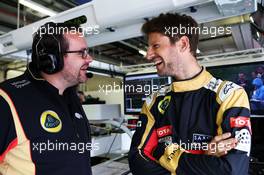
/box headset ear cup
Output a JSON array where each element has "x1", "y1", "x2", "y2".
[
  {"x1": 53, "y1": 52, "x2": 64, "y2": 73},
  {"x1": 44, "y1": 54, "x2": 58, "y2": 74},
  {"x1": 49, "y1": 54, "x2": 58, "y2": 72},
  {"x1": 38, "y1": 54, "x2": 56, "y2": 74},
  {"x1": 35, "y1": 36, "x2": 63, "y2": 74}
]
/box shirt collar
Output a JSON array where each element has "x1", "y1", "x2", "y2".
[{"x1": 172, "y1": 67, "x2": 213, "y2": 92}]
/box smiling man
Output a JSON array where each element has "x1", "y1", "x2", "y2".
[
  {"x1": 128, "y1": 13, "x2": 251, "y2": 175},
  {"x1": 0, "y1": 22, "x2": 93, "y2": 175}
]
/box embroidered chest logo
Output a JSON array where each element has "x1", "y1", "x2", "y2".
[
  {"x1": 40, "y1": 110, "x2": 62, "y2": 133},
  {"x1": 11, "y1": 79, "x2": 31, "y2": 88},
  {"x1": 75, "y1": 112, "x2": 83, "y2": 119},
  {"x1": 158, "y1": 96, "x2": 171, "y2": 114}
]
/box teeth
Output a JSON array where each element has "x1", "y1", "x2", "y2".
[{"x1": 154, "y1": 61, "x2": 162, "y2": 66}]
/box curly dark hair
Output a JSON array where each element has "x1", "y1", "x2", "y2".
[{"x1": 142, "y1": 13, "x2": 199, "y2": 57}]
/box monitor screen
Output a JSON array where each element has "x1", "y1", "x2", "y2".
[
  {"x1": 124, "y1": 73, "x2": 171, "y2": 114},
  {"x1": 207, "y1": 61, "x2": 264, "y2": 115}
]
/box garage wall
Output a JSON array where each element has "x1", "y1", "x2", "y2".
[
  {"x1": 0, "y1": 69, "x2": 25, "y2": 83},
  {"x1": 79, "y1": 74, "x2": 123, "y2": 91},
  {"x1": 0, "y1": 71, "x2": 4, "y2": 82},
  {"x1": 88, "y1": 90, "x2": 124, "y2": 115},
  {"x1": 79, "y1": 73, "x2": 125, "y2": 115},
  {"x1": 6, "y1": 70, "x2": 24, "y2": 80}
]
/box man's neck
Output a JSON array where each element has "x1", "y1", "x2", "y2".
[
  {"x1": 41, "y1": 72, "x2": 68, "y2": 95},
  {"x1": 173, "y1": 56, "x2": 202, "y2": 81}
]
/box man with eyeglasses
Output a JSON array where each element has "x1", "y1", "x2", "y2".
[{"x1": 0, "y1": 22, "x2": 93, "y2": 175}]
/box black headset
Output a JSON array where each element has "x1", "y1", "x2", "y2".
[{"x1": 34, "y1": 22, "x2": 64, "y2": 74}]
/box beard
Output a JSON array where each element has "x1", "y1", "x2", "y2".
[
  {"x1": 157, "y1": 62, "x2": 175, "y2": 77},
  {"x1": 78, "y1": 72, "x2": 88, "y2": 84},
  {"x1": 62, "y1": 69, "x2": 79, "y2": 87}
]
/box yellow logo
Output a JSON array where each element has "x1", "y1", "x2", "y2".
[
  {"x1": 40, "y1": 110, "x2": 62, "y2": 133},
  {"x1": 158, "y1": 96, "x2": 171, "y2": 114}
]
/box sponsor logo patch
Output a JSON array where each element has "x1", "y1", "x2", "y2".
[
  {"x1": 136, "y1": 120, "x2": 142, "y2": 127},
  {"x1": 218, "y1": 81, "x2": 240, "y2": 102},
  {"x1": 235, "y1": 129, "x2": 251, "y2": 156},
  {"x1": 40, "y1": 110, "x2": 62, "y2": 133},
  {"x1": 157, "y1": 125, "x2": 172, "y2": 137},
  {"x1": 158, "y1": 136, "x2": 172, "y2": 145},
  {"x1": 158, "y1": 96, "x2": 171, "y2": 114},
  {"x1": 205, "y1": 77, "x2": 221, "y2": 92},
  {"x1": 192, "y1": 133, "x2": 212, "y2": 143},
  {"x1": 230, "y1": 116, "x2": 251, "y2": 133},
  {"x1": 223, "y1": 82, "x2": 234, "y2": 94}
]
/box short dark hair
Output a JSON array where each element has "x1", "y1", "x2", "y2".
[
  {"x1": 142, "y1": 13, "x2": 199, "y2": 57},
  {"x1": 31, "y1": 22, "x2": 82, "y2": 69}
]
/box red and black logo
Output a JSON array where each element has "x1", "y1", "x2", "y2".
[{"x1": 156, "y1": 125, "x2": 172, "y2": 137}]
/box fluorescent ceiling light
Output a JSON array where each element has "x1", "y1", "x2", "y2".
[
  {"x1": 19, "y1": 0, "x2": 58, "y2": 17},
  {"x1": 139, "y1": 50, "x2": 147, "y2": 56},
  {"x1": 249, "y1": 16, "x2": 254, "y2": 23},
  {"x1": 257, "y1": 32, "x2": 260, "y2": 38}
]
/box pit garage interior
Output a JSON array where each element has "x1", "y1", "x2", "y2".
[{"x1": 0, "y1": 0, "x2": 264, "y2": 174}]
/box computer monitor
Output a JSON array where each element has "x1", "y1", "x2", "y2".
[
  {"x1": 124, "y1": 73, "x2": 172, "y2": 114},
  {"x1": 207, "y1": 61, "x2": 264, "y2": 115}
]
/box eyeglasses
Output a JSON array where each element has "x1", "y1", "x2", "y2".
[{"x1": 64, "y1": 48, "x2": 89, "y2": 59}]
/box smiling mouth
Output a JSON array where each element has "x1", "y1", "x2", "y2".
[
  {"x1": 154, "y1": 60, "x2": 162, "y2": 66},
  {"x1": 81, "y1": 65, "x2": 89, "y2": 71}
]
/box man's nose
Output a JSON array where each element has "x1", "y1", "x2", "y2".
[
  {"x1": 85, "y1": 54, "x2": 93, "y2": 64},
  {"x1": 146, "y1": 47, "x2": 155, "y2": 61}
]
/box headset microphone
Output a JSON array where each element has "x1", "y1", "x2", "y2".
[{"x1": 86, "y1": 71, "x2": 93, "y2": 78}]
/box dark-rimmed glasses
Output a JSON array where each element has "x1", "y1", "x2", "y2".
[{"x1": 64, "y1": 48, "x2": 89, "y2": 59}]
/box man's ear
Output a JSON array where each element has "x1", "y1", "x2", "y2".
[{"x1": 178, "y1": 36, "x2": 190, "y2": 53}]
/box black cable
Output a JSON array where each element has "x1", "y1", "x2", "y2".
[{"x1": 250, "y1": 22, "x2": 264, "y2": 34}]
